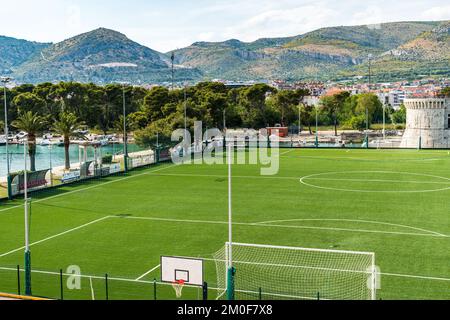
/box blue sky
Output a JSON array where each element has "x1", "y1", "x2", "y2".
[{"x1": 1, "y1": 0, "x2": 449, "y2": 52}]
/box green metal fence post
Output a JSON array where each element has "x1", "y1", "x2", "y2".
[
  {"x1": 105, "y1": 274, "x2": 109, "y2": 301},
  {"x1": 203, "y1": 282, "x2": 208, "y2": 301},
  {"x1": 24, "y1": 250, "x2": 31, "y2": 296},
  {"x1": 17, "y1": 265, "x2": 21, "y2": 296},
  {"x1": 153, "y1": 278, "x2": 157, "y2": 301},
  {"x1": 259, "y1": 287, "x2": 262, "y2": 301},
  {"x1": 317, "y1": 292, "x2": 320, "y2": 301},
  {"x1": 227, "y1": 267, "x2": 236, "y2": 301},
  {"x1": 60, "y1": 269, "x2": 64, "y2": 300}
]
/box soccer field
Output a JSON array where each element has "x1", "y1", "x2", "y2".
[{"x1": 0, "y1": 148, "x2": 449, "y2": 300}]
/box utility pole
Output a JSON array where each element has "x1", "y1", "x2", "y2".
[{"x1": 1, "y1": 77, "x2": 12, "y2": 199}]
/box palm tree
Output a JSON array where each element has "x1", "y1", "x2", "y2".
[
  {"x1": 53, "y1": 112, "x2": 84, "y2": 170},
  {"x1": 12, "y1": 111, "x2": 46, "y2": 172}
]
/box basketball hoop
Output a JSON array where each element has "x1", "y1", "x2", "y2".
[{"x1": 172, "y1": 280, "x2": 185, "y2": 298}]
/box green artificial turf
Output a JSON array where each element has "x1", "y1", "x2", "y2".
[{"x1": 0, "y1": 148, "x2": 449, "y2": 300}]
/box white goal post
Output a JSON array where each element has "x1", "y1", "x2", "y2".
[{"x1": 214, "y1": 242, "x2": 377, "y2": 300}]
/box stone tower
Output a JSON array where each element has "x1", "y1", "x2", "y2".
[{"x1": 401, "y1": 98, "x2": 450, "y2": 149}]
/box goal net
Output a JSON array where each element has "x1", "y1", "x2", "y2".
[{"x1": 214, "y1": 242, "x2": 376, "y2": 300}]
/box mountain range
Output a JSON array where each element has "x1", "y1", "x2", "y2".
[{"x1": 0, "y1": 20, "x2": 449, "y2": 85}]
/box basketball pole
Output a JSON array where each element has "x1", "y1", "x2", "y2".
[{"x1": 226, "y1": 140, "x2": 235, "y2": 300}]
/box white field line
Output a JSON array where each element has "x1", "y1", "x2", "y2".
[
  {"x1": 109, "y1": 215, "x2": 449, "y2": 238},
  {"x1": 145, "y1": 171, "x2": 450, "y2": 186},
  {"x1": 147, "y1": 172, "x2": 299, "y2": 180},
  {"x1": 256, "y1": 219, "x2": 447, "y2": 237},
  {"x1": 0, "y1": 164, "x2": 175, "y2": 214},
  {"x1": 0, "y1": 216, "x2": 110, "y2": 259},
  {"x1": 303, "y1": 177, "x2": 450, "y2": 185},
  {"x1": 280, "y1": 149, "x2": 294, "y2": 156},
  {"x1": 280, "y1": 155, "x2": 450, "y2": 162},
  {"x1": 135, "y1": 264, "x2": 161, "y2": 281}
]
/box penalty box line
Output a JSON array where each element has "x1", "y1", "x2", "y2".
[
  {"x1": 0, "y1": 216, "x2": 111, "y2": 259},
  {"x1": 109, "y1": 215, "x2": 449, "y2": 238},
  {"x1": 135, "y1": 264, "x2": 161, "y2": 281},
  {"x1": 0, "y1": 164, "x2": 175, "y2": 215}
]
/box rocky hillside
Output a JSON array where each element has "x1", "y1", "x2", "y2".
[
  {"x1": 1, "y1": 21, "x2": 448, "y2": 84},
  {"x1": 0, "y1": 36, "x2": 50, "y2": 74},
  {"x1": 171, "y1": 21, "x2": 445, "y2": 81},
  {"x1": 11, "y1": 28, "x2": 201, "y2": 84},
  {"x1": 342, "y1": 21, "x2": 450, "y2": 81}
]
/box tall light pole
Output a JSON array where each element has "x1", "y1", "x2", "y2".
[
  {"x1": 223, "y1": 109, "x2": 226, "y2": 132},
  {"x1": 23, "y1": 140, "x2": 32, "y2": 296},
  {"x1": 49, "y1": 144, "x2": 53, "y2": 187},
  {"x1": 315, "y1": 104, "x2": 319, "y2": 148},
  {"x1": 122, "y1": 83, "x2": 129, "y2": 172},
  {"x1": 171, "y1": 53, "x2": 175, "y2": 91},
  {"x1": 184, "y1": 84, "x2": 188, "y2": 156},
  {"x1": 365, "y1": 54, "x2": 373, "y2": 148},
  {"x1": 226, "y1": 140, "x2": 235, "y2": 300},
  {"x1": 298, "y1": 103, "x2": 303, "y2": 136},
  {"x1": 382, "y1": 103, "x2": 386, "y2": 142},
  {"x1": 1, "y1": 77, "x2": 12, "y2": 199}
]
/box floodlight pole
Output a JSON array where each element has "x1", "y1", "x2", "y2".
[
  {"x1": 365, "y1": 54, "x2": 372, "y2": 149},
  {"x1": 184, "y1": 84, "x2": 188, "y2": 156},
  {"x1": 122, "y1": 84, "x2": 128, "y2": 172},
  {"x1": 226, "y1": 140, "x2": 235, "y2": 301},
  {"x1": 315, "y1": 105, "x2": 319, "y2": 148},
  {"x1": 24, "y1": 140, "x2": 32, "y2": 296},
  {"x1": 223, "y1": 109, "x2": 226, "y2": 131},
  {"x1": 365, "y1": 106, "x2": 369, "y2": 148},
  {"x1": 298, "y1": 103, "x2": 302, "y2": 135},
  {"x1": 2, "y1": 77, "x2": 12, "y2": 199},
  {"x1": 383, "y1": 104, "x2": 386, "y2": 142},
  {"x1": 171, "y1": 53, "x2": 175, "y2": 91},
  {"x1": 49, "y1": 145, "x2": 53, "y2": 187}
]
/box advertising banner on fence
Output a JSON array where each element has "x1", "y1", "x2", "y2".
[
  {"x1": 61, "y1": 171, "x2": 81, "y2": 184},
  {"x1": 109, "y1": 163, "x2": 121, "y2": 174},
  {"x1": 9, "y1": 169, "x2": 50, "y2": 196}
]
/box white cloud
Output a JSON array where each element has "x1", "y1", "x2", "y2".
[
  {"x1": 351, "y1": 5, "x2": 385, "y2": 27},
  {"x1": 221, "y1": 4, "x2": 336, "y2": 42},
  {"x1": 422, "y1": 5, "x2": 450, "y2": 20}
]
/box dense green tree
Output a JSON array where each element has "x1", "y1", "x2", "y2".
[
  {"x1": 239, "y1": 84, "x2": 276, "y2": 128},
  {"x1": 143, "y1": 86, "x2": 171, "y2": 121},
  {"x1": 320, "y1": 91, "x2": 351, "y2": 136},
  {"x1": 128, "y1": 111, "x2": 149, "y2": 131},
  {"x1": 355, "y1": 93, "x2": 383, "y2": 128},
  {"x1": 392, "y1": 104, "x2": 407, "y2": 124},
  {"x1": 12, "y1": 92, "x2": 46, "y2": 114}
]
